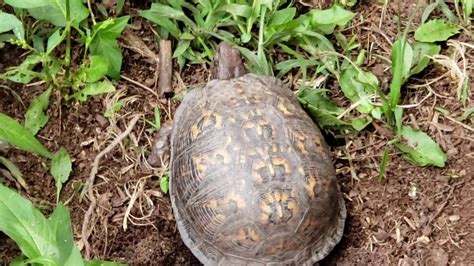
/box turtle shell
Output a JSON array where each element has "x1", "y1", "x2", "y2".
[{"x1": 170, "y1": 74, "x2": 346, "y2": 265}]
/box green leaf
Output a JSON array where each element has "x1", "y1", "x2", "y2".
[
  {"x1": 90, "y1": 16, "x2": 130, "y2": 79},
  {"x1": 49, "y1": 204, "x2": 84, "y2": 266},
  {"x1": 84, "y1": 55, "x2": 109, "y2": 83},
  {"x1": 391, "y1": 38, "x2": 413, "y2": 82},
  {"x1": 160, "y1": 176, "x2": 169, "y2": 194},
  {"x1": 172, "y1": 40, "x2": 191, "y2": 58},
  {"x1": 0, "y1": 113, "x2": 52, "y2": 158},
  {"x1": 28, "y1": 0, "x2": 89, "y2": 27},
  {"x1": 268, "y1": 8, "x2": 296, "y2": 26},
  {"x1": 219, "y1": 4, "x2": 252, "y2": 18},
  {"x1": 339, "y1": 66, "x2": 377, "y2": 114},
  {"x1": 0, "y1": 156, "x2": 27, "y2": 190},
  {"x1": 70, "y1": 80, "x2": 116, "y2": 102},
  {"x1": 395, "y1": 126, "x2": 447, "y2": 167},
  {"x1": 309, "y1": 5, "x2": 355, "y2": 34},
  {"x1": 51, "y1": 147, "x2": 72, "y2": 201},
  {"x1": 24, "y1": 87, "x2": 51, "y2": 136},
  {"x1": 46, "y1": 28, "x2": 64, "y2": 54},
  {"x1": 297, "y1": 88, "x2": 350, "y2": 129},
  {"x1": 139, "y1": 11, "x2": 181, "y2": 38},
  {"x1": 410, "y1": 42, "x2": 440, "y2": 75},
  {"x1": 0, "y1": 183, "x2": 58, "y2": 261},
  {"x1": 351, "y1": 116, "x2": 373, "y2": 131},
  {"x1": 414, "y1": 19, "x2": 461, "y2": 42},
  {"x1": 5, "y1": 0, "x2": 49, "y2": 8},
  {"x1": 0, "y1": 12, "x2": 24, "y2": 40}
]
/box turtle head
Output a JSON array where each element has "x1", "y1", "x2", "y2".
[{"x1": 211, "y1": 42, "x2": 246, "y2": 80}]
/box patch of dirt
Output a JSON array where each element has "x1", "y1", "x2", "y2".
[{"x1": 1, "y1": 1, "x2": 473, "y2": 266}]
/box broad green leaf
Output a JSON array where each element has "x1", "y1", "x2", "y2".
[
  {"x1": 28, "y1": 0, "x2": 89, "y2": 27},
  {"x1": 24, "y1": 87, "x2": 51, "y2": 136},
  {"x1": 395, "y1": 126, "x2": 447, "y2": 167},
  {"x1": 351, "y1": 116, "x2": 372, "y2": 131},
  {"x1": 51, "y1": 147, "x2": 72, "y2": 201},
  {"x1": 160, "y1": 176, "x2": 169, "y2": 193},
  {"x1": 139, "y1": 11, "x2": 181, "y2": 38},
  {"x1": 414, "y1": 19, "x2": 461, "y2": 42},
  {"x1": 297, "y1": 88, "x2": 350, "y2": 129},
  {"x1": 46, "y1": 29, "x2": 64, "y2": 54},
  {"x1": 219, "y1": 4, "x2": 252, "y2": 18},
  {"x1": 90, "y1": 16, "x2": 130, "y2": 79},
  {"x1": 84, "y1": 55, "x2": 109, "y2": 83},
  {"x1": 0, "y1": 156, "x2": 27, "y2": 189},
  {"x1": 410, "y1": 42, "x2": 440, "y2": 75},
  {"x1": 0, "y1": 113, "x2": 52, "y2": 158},
  {"x1": 268, "y1": 8, "x2": 296, "y2": 26},
  {"x1": 0, "y1": 184, "x2": 57, "y2": 260},
  {"x1": 339, "y1": 66, "x2": 377, "y2": 114},
  {"x1": 0, "y1": 54, "x2": 45, "y2": 84},
  {"x1": 0, "y1": 12, "x2": 24, "y2": 40},
  {"x1": 5, "y1": 0, "x2": 49, "y2": 8},
  {"x1": 70, "y1": 80, "x2": 116, "y2": 102},
  {"x1": 154, "y1": 106, "x2": 161, "y2": 130},
  {"x1": 309, "y1": 5, "x2": 355, "y2": 34}
]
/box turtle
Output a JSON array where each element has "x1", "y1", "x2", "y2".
[{"x1": 148, "y1": 42, "x2": 346, "y2": 265}]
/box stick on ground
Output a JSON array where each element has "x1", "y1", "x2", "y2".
[{"x1": 158, "y1": 40, "x2": 173, "y2": 98}]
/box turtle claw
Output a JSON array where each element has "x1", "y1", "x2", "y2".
[{"x1": 148, "y1": 122, "x2": 173, "y2": 167}]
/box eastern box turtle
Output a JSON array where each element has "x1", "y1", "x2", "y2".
[{"x1": 149, "y1": 42, "x2": 346, "y2": 265}]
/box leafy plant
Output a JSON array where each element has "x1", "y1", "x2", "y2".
[
  {"x1": 0, "y1": 0, "x2": 130, "y2": 102},
  {"x1": 0, "y1": 184, "x2": 124, "y2": 266}
]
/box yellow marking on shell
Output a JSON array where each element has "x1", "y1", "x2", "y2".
[
  {"x1": 260, "y1": 213, "x2": 269, "y2": 224},
  {"x1": 276, "y1": 204, "x2": 283, "y2": 218},
  {"x1": 296, "y1": 141, "x2": 309, "y2": 156},
  {"x1": 207, "y1": 199, "x2": 218, "y2": 209},
  {"x1": 272, "y1": 157, "x2": 291, "y2": 175},
  {"x1": 256, "y1": 108, "x2": 263, "y2": 115},
  {"x1": 287, "y1": 200, "x2": 298, "y2": 212},
  {"x1": 237, "y1": 87, "x2": 244, "y2": 94},
  {"x1": 243, "y1": 121, "x2": 255, "y2": 129},
  {"x1": 192, "y1": 155, "x2": 207, "y2": 175},
  {"x1": 249, "y1": 229, "x2": 260, "y2": 241},
  {"x1": 191, "y1": 125, "x2": 201, "y2": 139},
  {"x1": 266, "y1": 194, "x2": 275, "y2": 203},
  {"x1": 281, "y1": 192, "x2": 289, "y2": 202},
  {"x1": 274, "y1": 190, "x2": 282, "y2": 202},
  {"x1": 272, "y1": 144, "x2": 278, "y2": 153},
  {"x1": 253, "y1": 95, "x2": 262, "y2": 103},
  {"x1": 215, "y1": 214, "x2": 225, "y2": 222},
  {"x1": 240, "y1": 155, "x2": 247, "y2": 164},
  {"x1": 242, "y1": 94, "x2": 250, "y2": 104},
  {"x1": 214, "y1": 113, "x2": 223, "y2": 128},
  {"x1": 306, "y1": 176, "x2": 317, "y2": 199},
  {"x1": 252, "y1": 172, "x2": 263, "y2": 183},
  {"x1": 268, "y1": 163, "x2": 275, "y2": 177},
  {"x1": 260, "y1": 202, "x2": 272, "y2": 213},
  {"x1": 256, "y1": 125, "x2": 263, "y2": 135},
  {"x1": 293, "y1": 131, "x2": 305, "y2": 141},
  {"x1": 298, "y1": 167, "x2": 305, "y2": 176},
  {"x1": 277, "y1": 101, "x2": 292, "y2": 116},
  {"x1": 236, "y1": 229, "x2": 246, "y2": 240}
]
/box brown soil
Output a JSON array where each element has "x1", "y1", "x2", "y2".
[{"x1": 1, "y1": 1, "x2": 473, "y2": 266}]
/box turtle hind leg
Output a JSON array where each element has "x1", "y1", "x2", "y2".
[{"x1": 148, "y1": 122, "x2": 173, "y2": 167}]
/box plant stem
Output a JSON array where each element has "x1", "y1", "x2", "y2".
[{"x1": 65, "y1": 0, "x2": 71, "y2": 81}]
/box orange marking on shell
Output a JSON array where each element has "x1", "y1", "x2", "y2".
[
  {"x1": 192, "y1": 155, "x2": 207, "y2": 176},
  {"x1": 287, "y1": 200, "x2": 298, "y2": 213},
  {"x1": 272, "y1": 157, "x2": 291, "y2": 175},
  {"x1": 214, "y1": 114, "x2": 223, "y2": 128},
  {"x1": 265, "y1": 194, "x2": 275, "y2": 203},
  {"x1": 281, "y1": 192, "x2": 289, "y2": 202},
  {"x1": 249, "y1": 229, "x2": 260, "y2": 241},
  {"x1": 236, "y1": 229, "x2": 246, "y2": 240},
  {"x1": 277, "y1": 101, "x2": 292, "y2": 116},
  {"x1": 296, "y1": 141, "x2": 309, "y2": 156},
  {"x1": 215, "y1": 148, "x2": 231, "y2": 164},
  {"x1": 227, "y1": 192, "x2": 246, "y2": 209},
  {"x1": 259, "y1": 213, "x2": 269, "y2": 224},
  {"x1": 252, "y1": 172, "x2": 263, "y2": 183},
  {"x1": 306, "y1": 175, "x2": 317, "y2": 199}
]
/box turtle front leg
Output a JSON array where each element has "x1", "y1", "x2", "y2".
[{"x1": 148, "y1": 122, "x2": 173, "y2": 167}]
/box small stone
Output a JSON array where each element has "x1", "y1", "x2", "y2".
[
  {"x1": 144, "y1": 78, "x2": 155, "y2": 87},
  {"x1": 417, "y1": 235, "x2": 430, "y2": 244},
  {"x1": 95, "y1": 114, "x2": 109, "y2": 128},
  {"x1": 448, "y1": 215, "x2": 460, "y2": 222}
]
